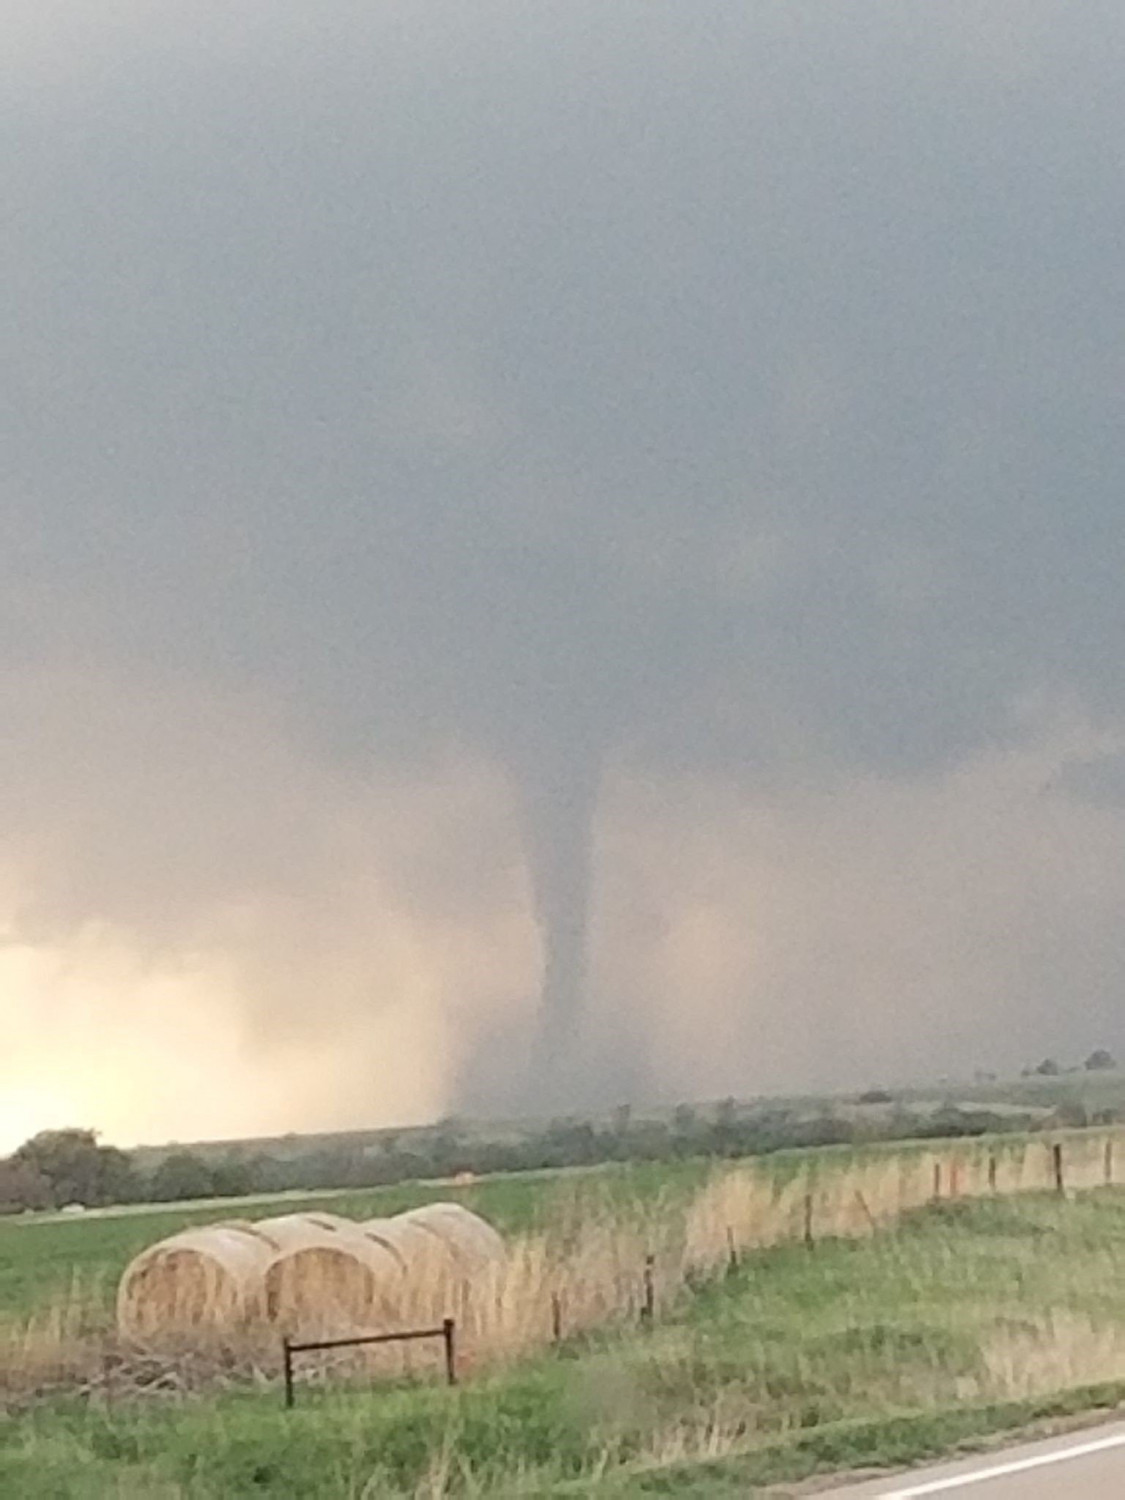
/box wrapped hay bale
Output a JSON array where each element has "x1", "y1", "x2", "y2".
[
  {"x1": 257, "y1": 1213, "x2": 404, "y2": 1335},
  {"x1": 117, "y1": 1222, "x2": 275, "y2": 1340}
]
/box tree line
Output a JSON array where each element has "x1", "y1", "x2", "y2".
[{"x1": 2, "y1": 1082, "x2": 1118, "y2": 1216}]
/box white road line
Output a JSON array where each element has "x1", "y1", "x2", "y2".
[{"x1": 875, "y1": 1430, "x2": 1125, "y2": 1496}]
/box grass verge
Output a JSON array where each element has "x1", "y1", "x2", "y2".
[{"x1": 7, "y1": 1190, "x2": 1125, "y2": 1495}]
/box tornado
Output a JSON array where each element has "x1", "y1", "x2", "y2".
[{"x1": 518, "y1": 748, "x2": 602, "y2": 1107}]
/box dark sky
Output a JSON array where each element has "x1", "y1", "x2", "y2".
[{"x1": 4, "y1": 2, "x2": 1125, "y2": 1146}]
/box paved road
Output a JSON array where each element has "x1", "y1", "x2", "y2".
[{"x1": 822, "y1": 1420, "x2": 1125, "y2": 1497}]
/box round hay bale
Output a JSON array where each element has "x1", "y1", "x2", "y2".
[
  {"x1": 117, "y1": 1223, "x2": 273, "y2": 1340},
  {"x1": 398, "y1": 1202, "x2": 505, "y2": 1269},
  {"x1": 359, "y1": 1214, "x2": 463, "y2": 1321},
  {"x1": 360, "y1": 1215, "x2": 452, "y2": 1271},
  {"x1": 212, "y1": 1218, "x2": 283, "y2": 1250},
  {"x1": 254, "y1": 1211, "x2": 354, "y2": 1247},
  {"x1": 257, "y1": 1214, "x2": 403, "y2": 1335},
  {"x1": 393, "y1": 1205, "x2": 506, "y2": 1336},
  {"x1": 294, "y1": 1211, "x2": 356, "y2": 1233}
]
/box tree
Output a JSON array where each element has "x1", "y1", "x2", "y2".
[
  {"x1": 1033, "y1": 1058, "x2": 1061, "y2": 1077},
  {"x1": 10, "y1": 1128, "x2": 138, "y2": 1207},
  {"x1": 1085, "y1": 1049, "x2": 1117, "y2": 1072},
  {"x1": 712, "y1": 1097, "x2": 739, "y2": 1155},
  {"x1": 209, "y1": 1157, "x2": 253, "y2": 1198},
  {"x1": 0, "y1": 1158, "x2": 53, "y2": 1213},
  {"x1": 1052, "y1": 1100, "x2": 1089, "y2": 1128},
  {"x1": 149, "y1": 1151, "x2": 216, "y2": 1202},
  {"x1": 97, "y1": 1145, "x2": 142, "y2": 1204},
  {"x1": 715, "y1": 1097, "x2": 737, "y2": 1128}
]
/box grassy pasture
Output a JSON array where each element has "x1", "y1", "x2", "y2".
[
  {"x1": 7, "y1": 1190, "x2": 1125, "y2": 1495},
  {"x1": 0, "y1": 1127, "x2": 1052, "y2": 1325},
  {"x1": 5, "y1": 1129, "x2": 1125, "y2": 1495},
  {"x1": 0, "y1": 1158, "x2": 710, "y2": 1323}
]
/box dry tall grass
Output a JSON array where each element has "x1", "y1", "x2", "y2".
[{"x1": 447, "y1": 1127, "x2": 1125, "y2": 1371}]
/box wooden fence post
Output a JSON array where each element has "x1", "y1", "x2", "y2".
[
  {"x1": 641, "y1": 1255, "x2": 655, "y2": 1325},
  {"x1": 442, "y1": 1318, "x2": 457, "y2": 1386},
  {"x1": 1053, "y1": 1142, "x2": 1065, "y2": 1195},
  {"x1": 282, "y1": 1337, "x2": 294, "y2": 1410},
  {"x1": 803, "y1": 1192, "x2": 815, "y2": 1249}
]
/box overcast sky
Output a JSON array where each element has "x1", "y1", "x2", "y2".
[{"x1": 4, "y1": 2, "x2": 1125, "y2": 1149}]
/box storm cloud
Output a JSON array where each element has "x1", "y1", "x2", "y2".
[{"x1": 4, "y1": 2, "x2": 1125, "y2": 1143}]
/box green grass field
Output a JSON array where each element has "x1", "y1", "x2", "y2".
[
  {"x1": 7, "y1": 1189, "x2": 1125, "y2": 1495},
  {"x1": 0, "y1": 1158, "x2": 712, "y2": 1324}
]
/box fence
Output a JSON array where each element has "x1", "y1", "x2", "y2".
[
  {"x1": 260, "y1": 1128, "x2": 1125, "y2": 1406},
  {"x1": 281, "y1": 1317, "x2": 456, "y2": 1408}
]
